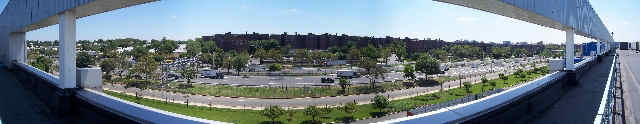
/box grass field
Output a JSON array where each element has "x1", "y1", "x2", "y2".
[
  {"x1": 166, "y1": 80, "x2": 408, "y2": 98},
  {"x1": 105, "y1": 66, "x2": 548, "y2": 124}
]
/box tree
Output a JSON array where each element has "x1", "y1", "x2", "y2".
[
  {"x1": 200, "y1": 40, "x2": 218, "y2": 54},
  {"x1": 295, "y1": 49, "x2": 310, "y2": 64},
  {"x1": 100, "y1": 58, "x2": 117, "y2": 83},
  {"x1": 348, "y1": 47, "x2": 361, "y2": 60},
  {"x1": 77, "y1": 52, "x2": 96, "y2": 68},
  {"x1": 268, "y1": 63, "x2": 283, "y2": 72},
  {"x1": 481, "y1": 77, "x2": 488, "y2": 92},
  {"x1": 489, "y1": 77, "x2": 497, "y2": 90},
  {"x1": 540, "y1": 48, "x2": 553, "y2": 58},
  {"x1": 361, "y1": 44, "x2": 380, "y2": 59},
  {"x1": 231, "y1": 52, "x2": 250, "y2": 75},
  {"x1": 513, "y1": 48, "x2": 528, "y2": 57},
  {"x1": 359, "y1": 57, "x2": 386, "y2": 90},
  {"x1": 222, "y1": 51, "x2": 235, "y2": 73},
  {"x1": 114, "y1": 53, "x2": 133, "y2": 78},
  {"x1": 372, "y1": 95, "x2": 389, "y2": 113},
  {"x1": 392, "y1": 40, "x2": 407, "y2": 62},
  {"x1": 415, "y1": 55, "x2": 441, "y2": 91},
  {"x1": 342, "y1": 101, "x2": 358, "y2": 119},
  {"x1": 31, "y1": 56, "x2": 53, "y2": 72},
  {"x1": 381, "y1": 47, "x2": 393, "y2": 65},
  {"x1": 499, "y1": 73, "x2": 508, "y2": 85},
  {"x1": 403, "y1": 65, "x2": 416, "y2": 81},
  {"x1": 254, "y1": 48, "x2": 268, "y2": 63},
  {"x1": 463, "y1": 82, "x2": 472, "y2": 94},
  {"x1": 338, "y1": 78, "x2": 351, "y2": 94},
  {"x1": 179, "y1": 63, "x2": 197, "y2": 85},
  {"x1": 261, "y1": 105, "x2": 285, "y2": 124},
  {"x1": 430, "y1": 48, "x2": 448, "y2": 62},
  {"x1": 186, "y1": 40, "x2": 201, "y2": 57},
  {"x1": 492, "y1": 47, "x2": 510, "y2": 59},
  {"x1": 198, "y1": 53, "x2": 214, "y2": 65},
  {"x1": 268, "y1": 49, "x2": 283, "y2": 62},
  {"x1": 157, "y1": 38, "x2": 178, "y2": 55},
  {"x1": 304, "y1": 106, "x2": 321, "y2": 123},
  {"x1": 130, "y1": 45, "x2": 149, "y2": 60},
  {"x1": 131, "y1": 54, "x2": 159, "y2": 80}
]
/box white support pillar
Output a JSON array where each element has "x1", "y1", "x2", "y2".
[
  {"x1": 565, "y1": 29, "x2": 575, "y2": 71},
  {"x1": 8, "y1": 32, "x2": 26, "y2": 68},
  {"x1": 59, "y1": 10, "x2": 77, "y2": 89},
  {"x1": 596, "y1": 40, "x2": 601, "y2": 55}
]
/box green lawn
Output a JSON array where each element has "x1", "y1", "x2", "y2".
[
  {"x1": 105, "y1": 66, "x2": 549, "y2": 124},
  {"x1": 165, "y1": 81, "x2": 407, "y2": 98}
]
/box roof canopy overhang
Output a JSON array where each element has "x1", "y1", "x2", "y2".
[{"x1": 435, "y1": 0, "x2": 614, "y2": 42}]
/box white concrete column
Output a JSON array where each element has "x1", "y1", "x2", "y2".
[
  {"x1": 8, "y1": 32, "x2": 26, "y2": 68},
  {"x1": 596, "y1": 40, "x2": 601, "y2": 55},
  {"x1": 9, "y1": 32, "x2": 26, "y2": 62},
  {"x1": 59, "y1": 10, "x2": 77, "y2": 89},
  {"x1": 565, "y1": 29, "x2": 575, "y2": 71}
]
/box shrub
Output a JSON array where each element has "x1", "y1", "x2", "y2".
[
  {"x1": 261, "y1": 105, "x2": 285, "y2": 124},
  {"x1": 372, "y1": 95, "x2": 389, "y2": 112}
]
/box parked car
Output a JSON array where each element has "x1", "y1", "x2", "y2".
[
  {"x1": 321, "y1": 78, "x2": 335, "y2": 83},
  {"x1": 202, "y1": 70, "x2": 224, "y2": 79},
  {"x1": 337, "y1": 70, "x2": 359, "y2": 78}
]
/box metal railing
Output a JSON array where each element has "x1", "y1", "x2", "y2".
[
  {"x1": 408, "y1": 89, "x2": 505, "y2": 115},
  {"x1": 379, "y1": 70, "x2": 567, "y2": 123},
  {"x1": 593, "y1": 55, "x2": 617, "y2": 124}
]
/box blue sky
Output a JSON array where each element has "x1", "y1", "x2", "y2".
[{"x1": 1, "y1": 0, "x2": 638, "y2": 44}]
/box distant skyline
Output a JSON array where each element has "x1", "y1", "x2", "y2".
[{"x1": 1, "y1": 0, "x2": 638, "y2": 44}]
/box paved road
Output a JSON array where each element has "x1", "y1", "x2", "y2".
[
  {"x1": 619, "y1": 50, "x2": 640, "y2": 124},
  {"x1": 529, "y1": 55, "x2": 614, "y2": 124},
  {"x1": 105, "y1": 64, "x2": 545, "y2": 110},
  {"x1": 187, "y1": 72, "x2": 407, "y2": 87}
]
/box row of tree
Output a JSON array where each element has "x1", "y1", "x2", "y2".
[
  {"x1": 260, "y1": 95, "x2": 389, "y2": 124},
  {"x1": 426, "y1": 45, "x2": 540, "y2": 62}
]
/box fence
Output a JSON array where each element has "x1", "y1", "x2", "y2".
[
  {"x1": 593, "y1": 55, "x2": 617, "y2": 124},
  {"x1": 408, "y1": 88, "x2": 506, "y2": 115}
]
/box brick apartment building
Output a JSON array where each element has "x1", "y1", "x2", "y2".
[{"x1": 202, "y1": 32, "x2": 544, "y2": 54}]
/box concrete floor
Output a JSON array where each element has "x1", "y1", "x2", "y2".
[
  {"x1": 530, "y1": 55, "x2": 614, "y2": 124},
  {"x1": 0, "y1": 67, "x2": 56, "y2": 124}
]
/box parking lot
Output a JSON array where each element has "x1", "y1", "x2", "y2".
[{"x1": 176, "y1": 57, "x2": 545, "y2": 88}]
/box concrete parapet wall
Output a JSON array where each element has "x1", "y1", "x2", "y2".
[
  {"x1": 76, "y1": 68, "x2": 102, "y2": 91},
  {"x1": 11, "y1": 62, "x2": 223, "y2": 124}
]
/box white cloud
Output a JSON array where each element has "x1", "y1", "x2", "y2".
[
  {"x1": 456, "y1": 16, "x2": 477, "y2": 22},
  {"x1": 170, "y1": 15, "x2": 177, "y2": 19},
  {"x1": 287, "y1": 8, "x2": 301, "y2": 14}
]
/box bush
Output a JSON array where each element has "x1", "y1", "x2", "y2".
[
  {"x1": 372, "y1": 95, "x2": 389, "y2": 112},
  {"x1": 268, "y1": 63, "x2": 283, "y2": 72},
  {"x1": 304, "y1": 106, "x2": 321, "y2": 123},
  {"x1": 463, "y1": 82, "x2": 472, "y2": 94},
  {"x1": 261, "y1": 105, "x2": 285, "y2": 123}
]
